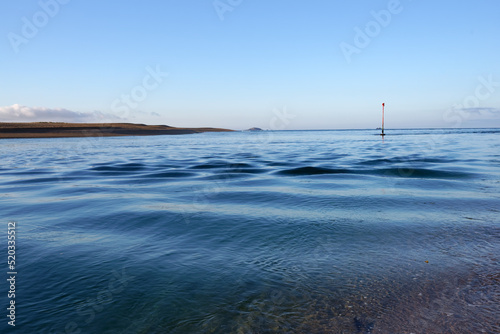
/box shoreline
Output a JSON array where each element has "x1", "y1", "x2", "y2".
[{"x1": 0, "y1": 122, "x2": 233, "y2": 139}]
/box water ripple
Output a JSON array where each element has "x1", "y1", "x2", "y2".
[{"x1": 1, "y1": 129, "x2": 499, "y2": 333}]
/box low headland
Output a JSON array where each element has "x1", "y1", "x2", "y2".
[{"x1": 0, "y1": 122, "x2": 233, "y2": 139}]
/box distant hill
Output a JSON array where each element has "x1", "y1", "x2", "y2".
[
  {"x1": 0, "y1": 122, "x2": 233, "y2": 139},
  {"x1": 246, "y1": 127, "x2": 263, "y2": 131}
]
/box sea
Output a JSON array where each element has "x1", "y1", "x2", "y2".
[{"x1": 1, "y1": 128, "x2": 499, "y2": 333}]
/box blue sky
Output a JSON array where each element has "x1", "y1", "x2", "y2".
[{"x1": 1, "y1": 0, "x2": 499, "y2": 129}]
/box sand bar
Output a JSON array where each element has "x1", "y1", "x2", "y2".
[{"x1": 0, "y1": 122, "x2": 233, "y2": 139}]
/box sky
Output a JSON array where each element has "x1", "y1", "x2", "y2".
[{"x1": 1, "y1": 0, "x2": 499, "y2": 130}]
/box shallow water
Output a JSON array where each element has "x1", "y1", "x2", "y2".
[{"x1": 1, "y1": 129, "x2": 499, "y2": 333}]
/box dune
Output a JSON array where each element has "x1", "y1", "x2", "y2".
[{"x1": 0, "y1": 122, "x2": 233, "y2": 139}]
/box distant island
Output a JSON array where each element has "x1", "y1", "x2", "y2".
[
  {"x1": 246, "y1": 127, "x2": 263, "y2": 131},
  {"x1": 0, "y1": 122, "x2": 233, "y2": 139}
]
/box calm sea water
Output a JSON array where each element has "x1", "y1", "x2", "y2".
[{"x1": 1, "y1": 129, "x2": 499, "y2": 333}]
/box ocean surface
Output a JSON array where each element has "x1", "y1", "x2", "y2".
[{"x1": 1, "y1": 129, "x2": 499, "y2": 333}]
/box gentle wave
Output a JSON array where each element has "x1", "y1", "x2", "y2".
[{"x1": 1, "y1": 129, "x2": 499, "y2": 333}]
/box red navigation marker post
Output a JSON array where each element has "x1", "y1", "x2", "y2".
[{"x1": 381, "y1": 103, "x2": 385, "y2": 136}]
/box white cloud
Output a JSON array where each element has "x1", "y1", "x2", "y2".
[{"x1": 0, "y1": 104, "x2": 123, "y2": 122}]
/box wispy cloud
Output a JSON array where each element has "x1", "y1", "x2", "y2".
[
  {"x1": 461, "y1": 107, "x2": 500, "y2": 115},
  {"x1": 0, "y1": 104, "x2": 123, "y2": 122}
]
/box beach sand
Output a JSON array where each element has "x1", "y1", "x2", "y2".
[{"x1": 0, "y1": 122, "x2": 233, "y2": 138}]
